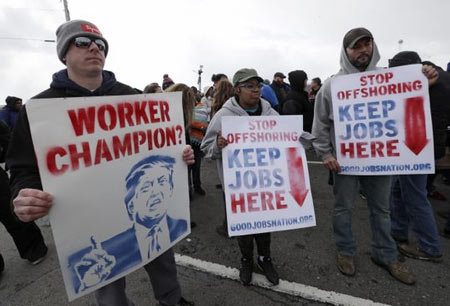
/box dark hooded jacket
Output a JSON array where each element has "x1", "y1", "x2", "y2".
[
  {"x1": 282, "y1": 70, "x2": 313, "y2": 132},
  {"x1": 0, "y1": 120, "x2": 10, "y2": 163},
  {"x1": 6, "y1": 69, "x2": 139, "y2": 200},
  {"x1": 429, "y1": 68, "x2": 450, "y2": 159},
  {"x1": 390, "y1": 53, "x2": 450, "y2": 160},
  {"x1": 0, "y1": 96, "x2": 21, "y2": 131}
]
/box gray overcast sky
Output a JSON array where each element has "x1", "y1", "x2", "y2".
[{"x1": 1, "y1": 0, "x2": 449, "y2": 104}]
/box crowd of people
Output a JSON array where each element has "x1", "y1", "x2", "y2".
[{"x1": 1, "y1": 19, "x2": 450, "y2": 306}]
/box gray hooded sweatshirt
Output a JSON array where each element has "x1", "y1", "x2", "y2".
[
  {"x1": 311, "y1": 40, "x2": 381, "y2": 161},
  {"x1": 200, "y1": 97, "x2": 278, "y2": 185}
]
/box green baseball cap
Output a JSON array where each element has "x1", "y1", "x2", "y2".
[{"x1": 232, "y1": 68, "x2": 264, "y2": 86}]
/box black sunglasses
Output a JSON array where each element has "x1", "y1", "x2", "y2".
[{"x1": 73, "y1": 37, "x2": 106, "y2": 51}]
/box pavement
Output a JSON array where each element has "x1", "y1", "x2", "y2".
[{"x1": 1, "y1": 152, "x2": 450, "y2": 306}]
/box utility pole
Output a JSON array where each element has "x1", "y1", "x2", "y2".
[
  {"x1": 197, "y1": 65, "x2": 204, "y2": 92},
  {"x1": 62, "y1": 0, "x2": 71, "y2": 21}
]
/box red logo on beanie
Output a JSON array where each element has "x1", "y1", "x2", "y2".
[{"x1": 81, "y1": 24, "x2": 102, "y2": 36}]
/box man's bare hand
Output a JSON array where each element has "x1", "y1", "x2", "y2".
[
  {"x1": 323, "y1": 157, "x2": 341, "y2": 173},
  {"x1": 216, "y1": 131, "x2": 228, "y2": 149},
  {"x1": 422, "y1": 64, "x2": 438, "y2": 86},
  {"x1": 13, "y1": 189, "x2": 53, "y2": 222},
  {"x1": 182, "y1": 145, "x2": 195, "y2": 165}
]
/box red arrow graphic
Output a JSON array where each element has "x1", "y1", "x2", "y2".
[
  {"x1": 286, "y1": 147, "x2": 309, "y2": 207},
  {"x1": 404, "y1": 96, "x2": 429, "y2": 155}
]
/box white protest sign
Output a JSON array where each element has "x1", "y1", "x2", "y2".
[
  {"x1": 26, "y1": 92, "x2": 190, "y2": 301},
  {"x1": 331, "y1": 64, "x2": 434, "y2": 175},
  {"x1": 222, "y1": 116, "x2": 316, "y2": 237}
]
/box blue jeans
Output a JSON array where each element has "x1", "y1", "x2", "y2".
[
  {"x1": 390, "y1": 175, "x2": 441, "y2": 255},
  {"x1": 333, "y1": 174, "x2": 397, "y2": 264}
]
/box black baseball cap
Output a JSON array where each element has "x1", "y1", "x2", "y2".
[{"x1": 274, "y1": 72, "x2": 286, "y2": 78}]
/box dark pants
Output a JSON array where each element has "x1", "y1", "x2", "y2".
[
  {"x1": 190, "y1": 143, "x2": 203, "y2": 189},
  {"x1": 94, "y1": 248, "x2": 181, "y2": 306},
  {"x1": 426, "y1": 170, "x2": 450, "y2": 193},
  {"x1": 237, "y1": 233, "x2": 271, "y2": 259},
  {"x1": 0, "y1": 167, "x2": 47, "y2": 260},
  {"x1": 390, "y1": 175, "x2": 441, "y2": 255}
]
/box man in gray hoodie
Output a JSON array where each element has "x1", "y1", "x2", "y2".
[{"x1": 312, "y1": 27, "x2": 430, "y2": 285}]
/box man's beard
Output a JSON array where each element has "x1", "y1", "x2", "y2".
[{"x1": 350, "y1": 53, "x2": 371, "y2": 70}]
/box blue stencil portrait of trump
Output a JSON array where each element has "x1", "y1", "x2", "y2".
[{"x1": 67, "y1": 154, "x2": 188, "y2": 294}]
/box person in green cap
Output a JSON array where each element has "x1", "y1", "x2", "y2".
[{"x1": 201, "y1": 68, "x2": 280, "y2": 286}]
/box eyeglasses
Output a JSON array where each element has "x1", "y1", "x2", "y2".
[
  {"x1": 73, "y1": 37, "x2": 106, "y2": 51},
  {"x1": 239, "y1": 83, "x2": 263, "y2": 90}
]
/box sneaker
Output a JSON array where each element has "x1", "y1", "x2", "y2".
[
  {"x1": 194, "y1": 186, "x2": 206, "y2": 196},
  {"x1": 257, "y1": 256, "x2": 279, "y2": 285},
  {"x1": 371, "y1": 257, "x2": 415, "y2": 285},
  {"x1": 398, "y1": 244, "x2": 443, "y2": 263},
  {"x1": 0, "y1": 253, "x2": 4, "y2": 274},
  {"x1": 336, "y1": 254, "x2": 355, "y2": 276},
  {"x1": 160, "y1": 297, "x2": 195, "y2": 306},
  {"x1": 240, "y1": 257, "x2": 253, "y2": 286},
  {"x1": 27, "y1": 243, "x2": 48, "y2": 265},
  {"x1": 427, "y1": 190, "x2": 447, "y2": 201},
  {"x1": 359, "y1": 190, "x2": 367, "y2": 200}
]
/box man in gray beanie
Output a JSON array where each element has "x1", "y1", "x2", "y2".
[{"x1": 6, "y1": 19, "x2": 194, "y2": 306}]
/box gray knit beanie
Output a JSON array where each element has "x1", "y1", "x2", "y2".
[{"x1": 56, "y1": 19, "x2": 109, "y2": 64}]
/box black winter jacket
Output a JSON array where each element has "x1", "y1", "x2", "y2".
[
  {"x1": 430, "y1": 70, "x2": 450, "y2": 159},
  {"x1": 282, "y1": 90, "x2": 313, "y2": 132},
  {"x1": 282, "y1": 70, "x2": 314, "y2": 132},
  {"x1": 6, "y1": 69, "x2": 138, "y2": 200}
]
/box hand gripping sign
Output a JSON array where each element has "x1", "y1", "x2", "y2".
[
  {"x1": 26, "y1": 93, "x2": 190, "y2": 301},
  {"x1": 331, "y1": 64, "x2": 434, "y2": 175},
  {"x1": 221, "y1": 116, "x2": 316, "y2": 236}
]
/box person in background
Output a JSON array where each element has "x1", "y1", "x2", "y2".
[
  {"x1": 270, "y1": 72, "x2": 290, "y2": 110},
  {"x1": 282, "y1": 70, "x2": 313, "y2": 132},
  {"x1": 162, "y1": 74, "x2": 175, "y2": 90},
  {"x1": 189, "y1": 97, "x2": 209, "y2": 196},
  {"x1": 211, "y1": 79, "x2": 234, "y2": 119},
  {"x1": 211, "y1": 73, "x2": 228, "y2": 88},
  {"x1": 208, "y1": 78, "x2": 234, "y2": 236},
  {"x1": 261, "y1": 79, "x2": 279, "y2": 111},
  {"x1": 190, "y1": 86, "x2": 202, "y2": 103},
  {"x1": 165, "y1": 84, "x2": 196, "y2": 200},
  {"x1": 143, "y1": 82, "x2": 163, "y2": 94},
  {"x1": 0, "y1": 96, "x2": 23, "y2": 132},
  {"x1": 388, "y1": 51, "x2": 443, "y2": 263},
  {"x1": 308, "y1": 77, "x2": 322, "y2": 106},
  {"x1": 0, "y1": 119, "x2": 48, "y2": 268}
]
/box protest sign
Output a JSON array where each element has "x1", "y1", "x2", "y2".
[
  {"x1": 331, "y1": 64, "x2": 434, "y2": 175},
  {"x1": 221, "y1": 116, "x2": 316, "y2": 237},
  {"x1": 26, "y1": 92, "x2": 190, "y2": 301}
]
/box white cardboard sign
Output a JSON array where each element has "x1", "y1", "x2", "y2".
[
  {"x1": 27, "y1": 92, "x2": 190, "y2": 301},
  {"x1": 331, "y1": 64, "x2": 434, "y2": 175},
  {"x1": 221, "y1": 116, "x2": 316, "y2": 237}
]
